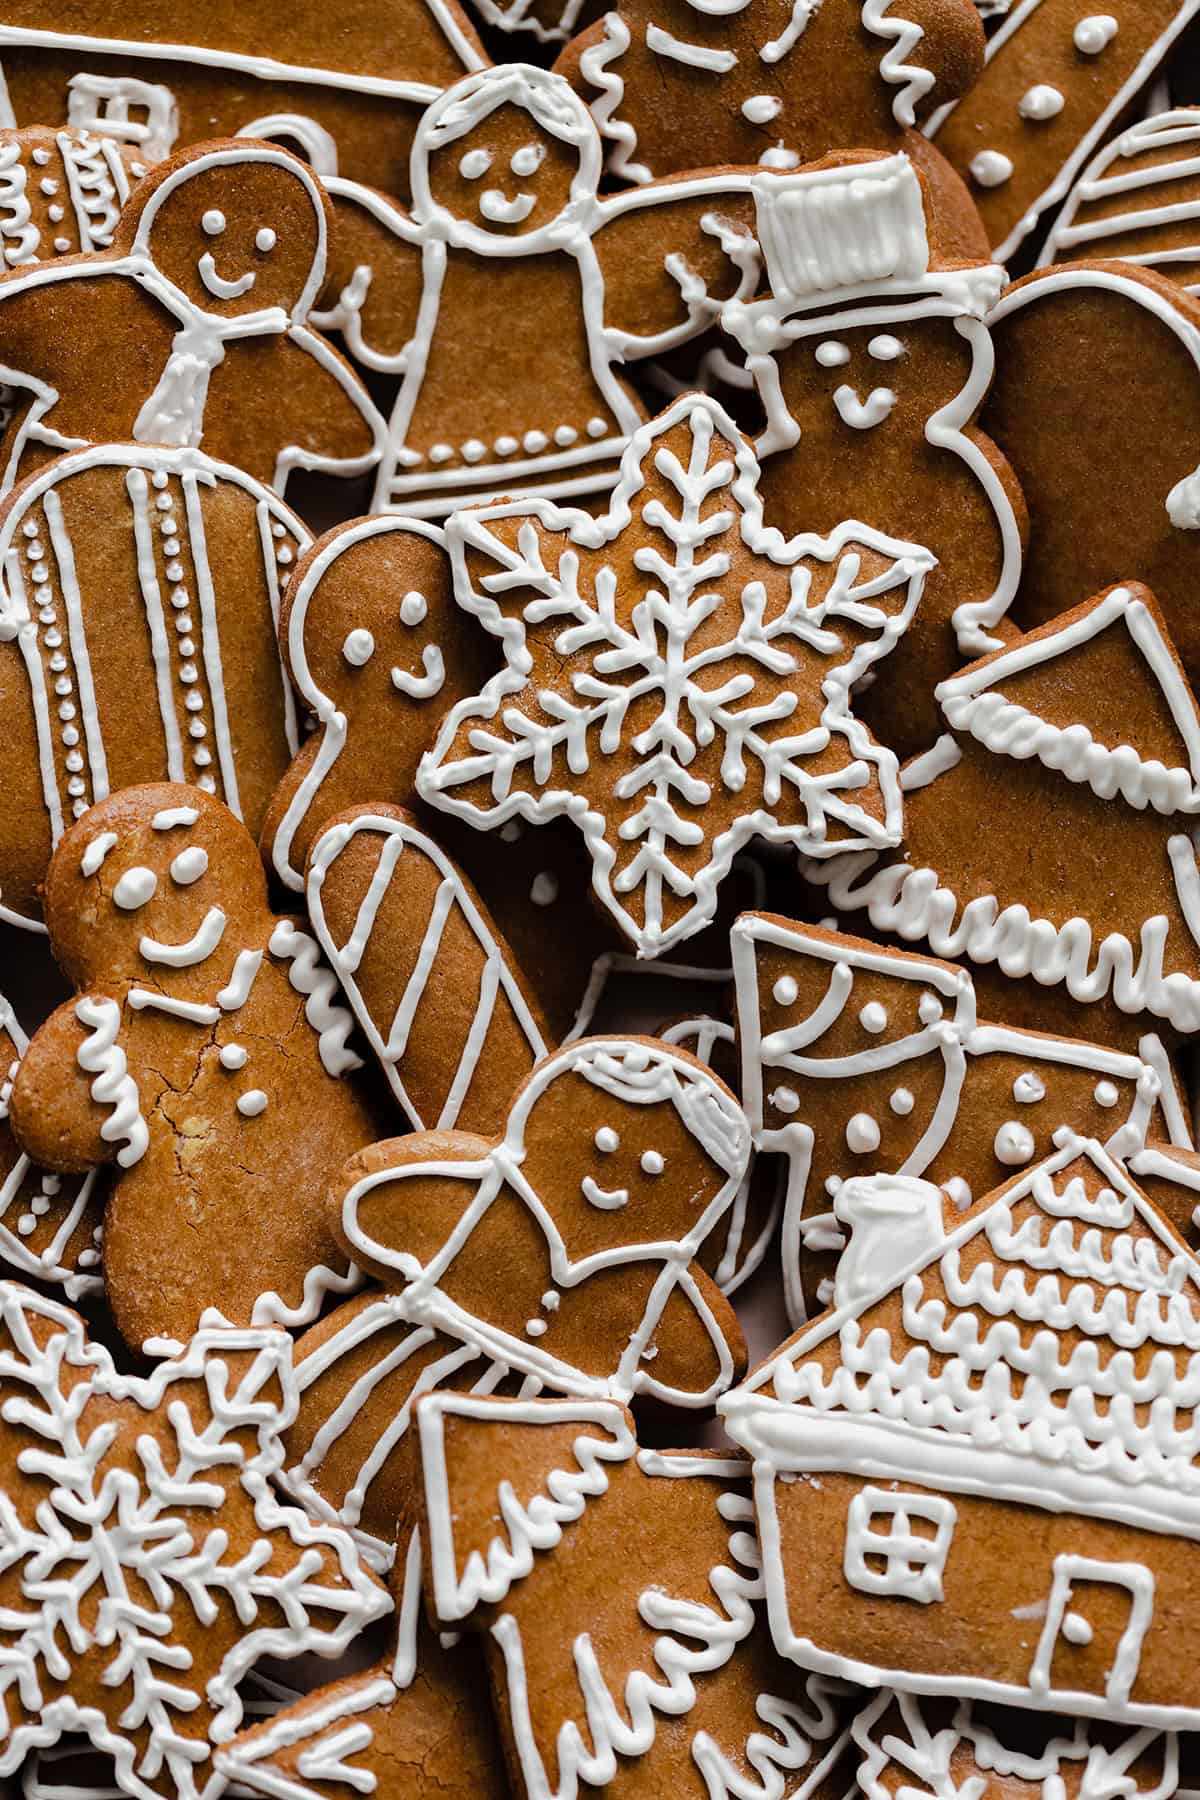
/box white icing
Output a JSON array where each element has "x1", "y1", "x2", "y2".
[
  {"x1": 970, "y1": 151, "x2": 1014, "y2": 189},
  {"x1": 75, "y1": 995, "x2": 148, "y2": 1167},
  {"x1": 342, "y1": 627, "x2": 375, "y2": 667},
  {"x1": 268, "y1": 920, "x2": 362, "y2": 1079},
  {"x1": 1019, "y1": 83, "x2": 1065, "y2": 120},
  {"x1": 1074, "y1": 14, "x2": 1118, "y2": 52},
  {"x1": 112, "y1": 866, "x2": 157, "y2": 910},
  {"x1": 170, "y1": 847, "x2": 208, "y2": 885}
]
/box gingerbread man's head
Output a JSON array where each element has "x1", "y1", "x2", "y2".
[
  {"x1": 412, "y1": 65, "x2": 601, "y2": 253},
  {"x1": 124, "y1": 140, "x2": 329, "y2": 321}
]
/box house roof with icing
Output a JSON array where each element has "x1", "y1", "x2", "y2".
[{"x1": 720, "y1": 1137, "x2": 1200, "y2": 1529}]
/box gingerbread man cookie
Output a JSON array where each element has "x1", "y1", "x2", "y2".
[
  {"x1": 0, "y1": 1282, "x2": 386, "y2": 1800},
  {"x1": 0, "y1": 126, "x2": 146, "y2": 269},
  {"x1": 0, "y1": 138, "x2": 384, "y2": 497},
  {"x1": 1041, "y1": 109, "x2": 1200, "y2": 289},
  {"x1": 415, "y1": 1389, "x2": 855, "y2": 1799},
  {"x1": 721, "y1": 1134, "x2": 1200, "y2": 1728},
  {"x1": 7, "y1": 784, "x2": 380, "y2": 1352},
  {"x1": 0, "y1": 442, "x2": 308, "y2": 931},
  {"x1": 721, "y1": 150, "x2": 1024, "y2": 755}
]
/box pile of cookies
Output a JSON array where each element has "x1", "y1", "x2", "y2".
[{"x1": 2, "y1": 0, "x2": 1200, "y2": 1795}]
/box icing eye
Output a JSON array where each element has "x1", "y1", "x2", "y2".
[
  {"x1": 594, "y1": 1126, "x2": 619, "y2": 1153},
  {"x1": 113, "y1": 866, "x2": 158, "y2": 910},
  {"x1": 868, "y1": 334, "x2": 903, "y2": 361},
  {"x1": 815, "y1": 340, "x2": 849, "y2": 368},
  {"x1": 459, "y1": 149, "x2": 492, "y2": 180},
  {"x1": 400, "y1": 591, "x2": 428, "y2": 626},
  {"x1": 641, "y1": 1151, "x2": 665, "y2": 1175},
  {"x1": 510, "y1": 143, "x2": 546, "y2": 177},
  {"x1": 170, "y1": 847, "x2": 208, "y2": 886},
  {"x1": 201, "y1": 209, "x2": 226, "y2": 236},
  {"x1": 255, "y1": 227, "x2": 277, "y2": 253},
  {"x1": 342, "y1": 628, "x2": 375, "y2": 667}
]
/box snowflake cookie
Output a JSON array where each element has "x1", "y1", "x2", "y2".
[
  {"x1": 418, "y1": 390, "x2": 934, "y2": 958},
  {"x1": 0, "y1": 1282, "x2": 386, "y2": 1800}
]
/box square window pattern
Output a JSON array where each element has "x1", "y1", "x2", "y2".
[{"x1": 843, "y1": 1487, "x2": 957, "y2": 1603}]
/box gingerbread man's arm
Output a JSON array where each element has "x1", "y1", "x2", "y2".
[
  {"x1": 8, "y1": 993, "x2": 144, "y2": 1173},
  {"x1": 0, "y1": 263, "x2": 100, "y2": 401},
  {"x1": 272, "y1": 326, "x2": 388, "y2": 487},
  {"x1": 314, "y1": 180, "x2": 427, "y2": 373},
  {"x1": 593, "y1": 173, "x2": 759, "y2": 358},
  {"x1": 331, "y1": 1131, "x2": 495, "y2": 1283}
]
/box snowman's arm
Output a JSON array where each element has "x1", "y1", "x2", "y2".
[
  {"x1": 314, "y1": 179, "x2": 426, "y2": 372},
  {"x1": 331, "y1": 1129, "x2": 495, "y2": 1282},
  {"x1": 7, "y1": 994, "x2": 134, "y2": 1172},
  {"x1": 593, "y1": 175, "x2": 759, "y2": 358}
]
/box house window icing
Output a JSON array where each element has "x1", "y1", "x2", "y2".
[{"x1": 844, "y1": 1486, "x2": 956, "y2": 1603}]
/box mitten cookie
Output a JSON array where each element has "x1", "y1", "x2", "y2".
[
  {"x1": 0, "y1": 1284, "x2": 386, "y2": 1800},
  {"x1": 928, "y1": 0, "x2": 1199, "y2": 260},
  {"x1": 721, "y1": 150, "x2": 1025, "y2": 756},
  {"x1": 261, "y1": 513, "x2": 495, "y2": 892},
  {"x1": 0, "y1": 442, "x2": 308, "y2": 930},
  {"x1": 0, "y1": 126, "x2": 145, "y2": 268},
  {"x1": 0, "y1": 990, "x2": 104, "y2": 1297},
  {"x1": 556, "y1": 0, "x2": 984, "y2": 186},
  {"x1": 0, "y1": 1, "x2": 486, "y2": 198},
  {"x1": 311, "y1": 65, "x2": 761, "y2": 517},
  {"x1": 416, "y1": 1389, "x2": 855, "y2": 1799},
  {"x1": 804, "y1": 584, "x2": 1200, "y2": 1046},
  {"x1": 1041, "y1": 108, "x2": 1200, "y2": 287},
  {"x1": 721, "y1": 1135, "x2": 1200, "y2": 1724},
  {"x1": 7, "y1": 784, "x2": 379, "y2": 1352},
  {"x1": 733, "y1": 913, "x2": 1190, "y2": 1322},
  {"x1": 0, "y1": 138, "x2": 384, "y2": 497},
  {"x1": 306, "y1": 806, "x2": 550, "y2": 1134},
  {"x1": 418, "y1": 389, "x2": 935, "y2": 958},
  {"x1": 333, "y1": 1036, "x2": 751, "y2": 1406}
]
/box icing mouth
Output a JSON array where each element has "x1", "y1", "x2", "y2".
[
  {"x1": 833, "y1": 384, "x2": 897, "y2": 430},
  {"x1": 140, "y1": 906, "x2": 227, "y2": 967},
  {"x1": 479, "y1": 190, "x2": 536, "y2": 225},
  {"x1": 198, "y1": 252, "x2": 256, "y2": 300},
  {"x1": 581, "y1": 1176, "x2": 629, "y2": 1210}
]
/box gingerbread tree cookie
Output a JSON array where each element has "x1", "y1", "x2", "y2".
[
  {"x1": 0, "y1": 443, "x2": 308, "y2": 931},
  {"x1": 7, "y1": 784, "x2": 379, "y2": 1352},
  {"x1": 0, "y1": 138, "x2": 383, "y2": 497},
  {"x1": 418, "y1": 389, "x2": 934, "y2": 958},
  {"x1": 0, "y1": 1282, "x2": 387, "y2": 1800}
]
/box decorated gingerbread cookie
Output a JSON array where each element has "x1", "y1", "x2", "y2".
[
  {"x1": 928, "y1": 0, "x2": 1200, "y2": 261},
  {"x1": 0, "y1": 1281, "x2": 386, "y2": 1800},
  {"x1": 0, "y1": 138, "x2": 384, "y2": 497},
  {"x1": 307, "y1": 65, "x2": 762, "y2": 516},
  {"x1": 305, "y1": 806, "x2": 550, "y2": 1135},
  {"x1": 0, "y1": 989, "x2": 104, "y2": 1298},
  {"x1": 721, "y1": 1134, "x2": 1200, "y2": 1726},
  {"x1": 1041, "y1": 109, "x2": 1200, "y2": 288},
  {"x1": 555, "y1": 0, "x2": 984, "y2": 188},
  {"x1": 803, "y1": 584, "x2": 1200, "y2": 1045},
  {"x1": 721, "y1": 151, "x2": 1024, "y2": 755},
  {"x1": 0, "y1": 442, "x2": 308, "y2": 931},
  {"x1": 418, "y1": 389, "x2": 935, "y2": 958},
  {"x1": 0, "y1": 1, "x2": 487, "y2": 197},
  {"x1": 0, "y1": 126, "x2": 146, "y2": 269},
  {"x1": 415, "y1": 1389, "x2": 855, "y2": 1799},
  {"x1": 7, "y1": 784, "x2": 379, "y2": 1353},
  {"x1": 733, "y1": 913, "x2": 1190, "y2": 1321},
  {"x1": 982, "y1": 263, "x2": 1200, "y2": 685}
]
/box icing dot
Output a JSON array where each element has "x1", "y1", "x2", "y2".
[
  {"x1": 1013, "y1": 1071, "x2": 1046, "y2": 1104},
  {"x1": 542, "y1": 1290, "x2": 560, "y2": 1310},
  {"x1": 400, "y1": 591, "x2": 428, "y2": 626},
  {"x1": 994, "y1": 1120, "x2": 1035, "y2": 1166},
  {"x1": 770, "y1": 1085, "x2": 800, "y2": 1114},
  {"x1": 641, "y1": 1150, "x2": 665, "y2": 1175},
  {"x1": 525, "y1": 1318, "x2": 548, "y2": 1337},
  {"x1": 918, "y1": 994, "x2": 943, "y2": 1024},
  {"x1": 39, "y1": 177, "x2": 57, "y2": 196},
  {"x1": 1019, "y1": 82, "x2": 1065, "y2": 119},
  {"x1": 554, "y1": 425, "x2": 577, "y2": 446},
  {"x1": 943, "y1": 1177, "x2": 972, "y2": 1211},
  {"x1": 846, "y1": 1112, "x2": 880, "y2": 1154},
  {"x1": 237, "y1": 1090, "x2": 269, "y2": 1117},
  {"x1": 586, "y1": 418, "x2": 608, "y2": 438},
  {"x1": 256, "y1": 227, "x2": 277, "y2": 252},
  {"x1": 220, "y1": 1044, "x2": 248, "y2": 1070},
  {"x1": 461, "y1": 439, "x2": 486, "y2": 463},
  {"x1": 171, "y1": 847, "x2": 208, "y2": 886},
  {"x1": 890, "y1": 1087, "x2": 914, "y2": 1116},
  {"x1": 459, "y1": 148, "x2": 492, "y2": 179},
  {"x1": 815, "y1": 340, "x2": 850, "y2": 367},
  {"x1": 530, "y1": 870, "x2": 559, "y2": 906},
  {"x1": 868, "y1": 334, "x2": 903, "y2": 361},
  {"x1": 1094, "y1": 1079, "x2": 1120, "y2": 1108},
  {"x1": 825, "y1": 1175, "x2": 842, "y2": 1197},
  {"x1": 342, "y1": 628, "x2": 375, "y2": 667},
  {"x1": 152, "y1": 469, "x2": 169, "y2": 488},
  {"x1": 1073, "y1": 13, "x2": 1117, "y2": 52},
  {"x1": 859, "y1": 1001, "x2": 888, "y2": 1033},
  {"x1": 48, "y1": 204, "x2": 64, "y2": 222},
  {"x1": 113, "y1": 866, "x2": 157, "y2": 910},
  {"x1": 523, "y1": 430, "x2": 549, "y2": 453},
  {"x1": 595, "y1": 1126, "x2": 619, "y2": 1152},
  {"x1": 759, "y1": 147, "x2": 800, "y2": 169},
  {"x1": 201, "y1": 208, "x2": 226, "y2": 235},
  {"x1": 17, "y1": 1214, "x2": 35, "y2": 1236},
  {"x1": 773, "y1": 975, "x2": 799, "y2": 1005},
  {"x1": 31, "y1": 148, "x2": 50, "y2": 165},
  {"x1": 970, "y1": 151, "x2": 1014, "y2": 188},
  {"x1": 500, "y1": 820, "x2": 522, "y2": 843},
  {"x1": 429, "y1": 444, "x2": 453, "y2": 464},
  {"x1": 742, "y1": 93, "x2": 782, "y2": 123},
  {"x1": 494, "y1": 436, "x2": 519, "y2": 456}
]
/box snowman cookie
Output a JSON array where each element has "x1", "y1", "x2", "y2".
[
  {"x1": 7, "y1": 783, "x2": 380, "y2": 1353},
  {"x1": 0, "y1": 137, "x2": 384, "y2": 497}
]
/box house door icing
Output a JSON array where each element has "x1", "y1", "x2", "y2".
[{"x1": 1030, "y1": 1556, "x2": 1155, "y2": 1706}]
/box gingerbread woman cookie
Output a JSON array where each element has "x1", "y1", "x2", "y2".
[
  {"x1": 418, "y1": 388, "x2": 934, "y2": 957},
  {"x1": 0, "y1": 126, "x2": 146, "y2": 269},
  {"x1": 7, "y1": 784, "x2": 380, "y2": 1352},
  {"x1": 0, "y1": 138, "x2": 384, "y2": 497},
  {"x1": 1041, "y1": 109, "x2": 1200, "y2": 289},
  {"x1": 0, "y1": 1282, "x2": 386, "y2": 1800},
  {"x1": 0, "y1": 442, "x2": 308, "y2": 931}
]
